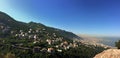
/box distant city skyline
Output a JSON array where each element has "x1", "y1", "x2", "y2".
[{"x1": 0, "y1": 0, "x2": 120, "y2": 37}]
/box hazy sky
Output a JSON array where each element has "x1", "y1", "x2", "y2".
[{"x1": 0, "y1": 0, "x2": 120, "y2": 36}]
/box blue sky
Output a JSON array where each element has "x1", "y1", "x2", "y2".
[{"x1": 0, "y1": 0, "x2": 120, "y2": 36}]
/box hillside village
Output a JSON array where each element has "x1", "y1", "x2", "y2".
[
  {"x1": 0, "y1": 23, "x2": 79, "y2": 53},
  {"x1": 0, "y1": 22, "x2": 111, "y2": 54},
  {"x1": 0, "y1": 12, "x2": 110, "y2": 58}
]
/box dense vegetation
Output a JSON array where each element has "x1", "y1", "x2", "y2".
[
  {"x1": 115, "y1": 40, "x2": 120, "y2": 49},
  {"x1": 0, "y1": 38, "x2": 105, "y2": 58}
]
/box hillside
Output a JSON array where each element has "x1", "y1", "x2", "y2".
[
  {"x1": 0, "y1": 11, "x2": 81, "y2": 40},
  {"x1": 0, "y1": 11, "x2": 106, "y2": 58},
  {"x1": 78, "y1": 34, "x2": 103, "y2": 43}
]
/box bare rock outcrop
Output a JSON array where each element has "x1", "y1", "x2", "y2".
[{"x1": 94, "y1": 49, "x2": 120, "y2": 58}]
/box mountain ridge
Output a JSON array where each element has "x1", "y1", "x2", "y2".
[{"x1": 0, "y1": 11, "x2": 81, "y2": 40}]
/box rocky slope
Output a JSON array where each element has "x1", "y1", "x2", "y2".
[{"x1": 94, "y1": 49, "x2": 120, "y2": 58}]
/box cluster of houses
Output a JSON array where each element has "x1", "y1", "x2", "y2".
[
  {"x1": 0, "y1": 23, "x2": 80, "y2": 53},
  {"x1": 11, "y1": 39, "x2": 80, "y2": 54},
  {"x1": 32, "y1": 40, "x2": 79, "y2": 53},
  {"x1": 0, "y1": 24, "x2": 110, "y2": 54},
  {"x1": 0, "y1": 25, "x2": 81, "y2": 53},
  {"x1": 0, "y1": 23, "x2": 11, "y2": 34}
]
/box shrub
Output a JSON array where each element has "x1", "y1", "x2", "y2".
[{"x1": 115, "y1": 40, "x2": 120, "y2": 49}]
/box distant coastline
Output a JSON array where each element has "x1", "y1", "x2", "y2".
[
  {"x1": 78, "y1": 34, "x2": 120, "y2": 47},
  {"x1": 97, "y1": 37, "x2": 120, "y2": 47}
]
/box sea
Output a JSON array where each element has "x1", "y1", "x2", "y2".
[{"x1": 97, "y1": 37, "x2": 120, "y2": 47}]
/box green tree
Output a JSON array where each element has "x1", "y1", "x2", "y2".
[{"x1": 115, "y1": 40, "x2": 120, "y2": 49}]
